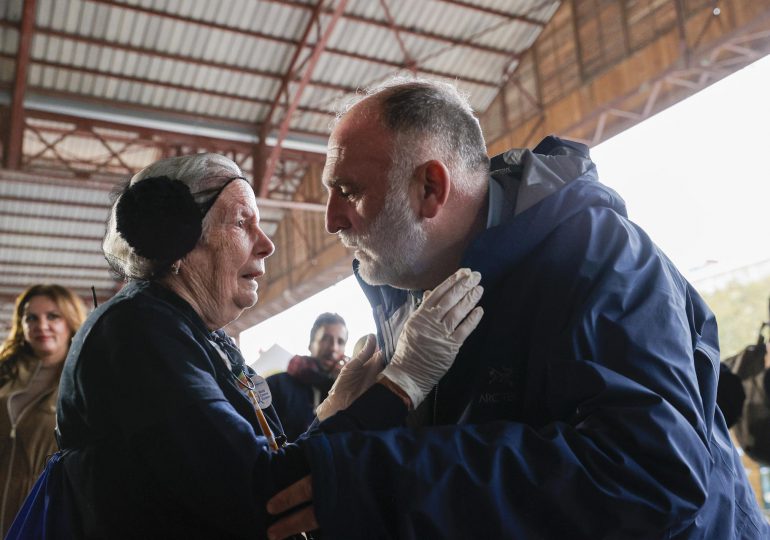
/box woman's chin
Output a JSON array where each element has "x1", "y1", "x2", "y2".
[{"x1": 236, "y1": 290, "x2": 259, "y2": 310}]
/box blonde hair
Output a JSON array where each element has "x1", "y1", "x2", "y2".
[{"x1": 0, "y1": 284, "x2": 87, "y2": 383}]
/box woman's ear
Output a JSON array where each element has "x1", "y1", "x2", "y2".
[{"x1": 416, "y1": 160, "x2": 451, "y2": 219}]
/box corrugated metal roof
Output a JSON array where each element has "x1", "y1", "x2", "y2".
[{"x1": 0, "y1": 0, "x2": 564, "y2": 331}]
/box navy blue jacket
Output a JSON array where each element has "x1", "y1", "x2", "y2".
[
  {"x1": 55, "y1": 280, "x2": 406, "y2": 539},
  {"x1": 267, "y1": 371, "x2": 326, "y2": 442},
  {"x1": 302, "y1": 137, "x2": 770, "y2": 538},
  {"x1": 57, "y1": 281, "x2": 292, "y2": 539}
]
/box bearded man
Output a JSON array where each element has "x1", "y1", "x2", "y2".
[{"x1": 266, "y1": 79, "x2": 768, "y2": 540}]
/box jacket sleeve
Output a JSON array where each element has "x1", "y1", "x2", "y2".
[
  {"x1": 91, "y1": 301, "x2": 283, "y2": 537},
  {"x1": 301, "y1": 207, "x2": 721, "y2": 539}
]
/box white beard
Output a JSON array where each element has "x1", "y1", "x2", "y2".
[{"x1": 339, "y1": 178, "x2": 427, "y2": 288}]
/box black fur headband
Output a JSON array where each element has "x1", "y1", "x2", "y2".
[{"x1": 115, "y1": 176, "x2": 202, "y2": 264}]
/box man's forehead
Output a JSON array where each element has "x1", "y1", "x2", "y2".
[
  {"x1": 325, "y1": 123, "x2": 391, "y2": 170},
  {"x1": 316, "y1": 323, "x2": 348, "y2": 339}
]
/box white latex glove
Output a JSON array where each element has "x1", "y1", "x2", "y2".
[
  {"x1": 379, "y1": 267, "x2": 484, "y2": 408},
  {"x1": 315, "y1": 334, "x2": 385, "y2": 421}
]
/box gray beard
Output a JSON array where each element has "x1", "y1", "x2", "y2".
[{"x1": 340, "y1": 184, "x2": 427, "y2": 289}]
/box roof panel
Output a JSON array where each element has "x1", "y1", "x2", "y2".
[
  {"x1": 0, "y1": 181, "x2": 109, "y2": 207},
  {"x1": 0, "y1": 214, "x2": 108, "y2": 238},
  {"x1": 1, "y1": 0, "x2": 22, "y2": 21},
  {"x1": 64, "y1": 0, "x2": 81, "y2": 31},
  {"x1": 0, "y1": 0, "x2": 573, "y2": 327},
  {"x1": 0, "y1": 248, "x2": 111, "y2": 269},
  {"x1": 0, "y1": 233, "x2": 104, "y2": 253},
  {"x1": 0, "y1": 57, "x2": 14, "y2": 82},
  {"x1": 3, "y1": 26, "x2": 19, "y2": 55},
  {"x1": 422, "y1": 46, "x2": 502, "y2": 85}
]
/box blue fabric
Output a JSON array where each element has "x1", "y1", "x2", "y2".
[
  {"x1": 304, "y1": 136, "x2": 770, "y2": 539},
  {"x1": 56, "y1": 281, "x2": 295, "y2": 539},
  {"x1": 6, "y1": 451, "x2": 72, "y2": 540},
  {"x1": 266, "y1": 372, "x2": 318, "y2": 442}
]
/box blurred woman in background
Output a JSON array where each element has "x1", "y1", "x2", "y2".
[{"x1": 0, "y1": 284, "x2": 87, "y2": 536}]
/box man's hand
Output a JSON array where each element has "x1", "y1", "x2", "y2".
[{"x1": 266, "y1": 476, "x2": 317, "y2": 540}]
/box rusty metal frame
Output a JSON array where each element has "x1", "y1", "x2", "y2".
[
  {"x1": 4, "y1": 0, "x2": 36, "y2": 169},
  {"x1": 258, "y1": 0, "x2": 348, "y2": 197}
]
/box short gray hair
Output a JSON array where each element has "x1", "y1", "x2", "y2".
[
  {"x1": 103, "y1": 153, "x2": 242, "y2": 280},
  {"x1": 339, "y1": 77, "x2": 489, "y2": 195}
]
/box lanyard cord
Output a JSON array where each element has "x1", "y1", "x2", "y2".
[
  {"x1": 234, "y1": 370, "x2": 280, "y2": 452},
  {"x1": 210, "y1": 333, "x2": 282, "y2": 452}
]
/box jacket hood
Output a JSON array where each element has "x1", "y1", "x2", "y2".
[{"x1": 461, "y1": 136, "x2": 628, "y2": 287}]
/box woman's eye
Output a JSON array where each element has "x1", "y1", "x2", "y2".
[{"x1": 237, "y1": 219, "x2": 245, "y2": 227}]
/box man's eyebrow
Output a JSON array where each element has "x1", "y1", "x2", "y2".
[{"x1": 323, "y1": 177, "x2": 346, "y2": 188}]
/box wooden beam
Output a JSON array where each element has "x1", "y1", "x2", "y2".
[{"x1": 484, "y1": 0, "x2": 770, "y2": 153}]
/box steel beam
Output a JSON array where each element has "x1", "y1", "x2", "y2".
[
  {"x1": 84, "y1": 0, "x2": 499, "y2": 89},
  {"x1": 258, "y1": 0, "x2": 348, "y2": 197},
  {"x1": 5, "y1": 0, "x2": 36, "y2": 169}
]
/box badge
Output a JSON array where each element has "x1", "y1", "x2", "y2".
[{"x1": 250, "y1": 374, "x2": 272, "y2": 409}]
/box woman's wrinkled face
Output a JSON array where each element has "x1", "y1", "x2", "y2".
[
  {"x1": 21, "y1": 295, "x2": 72, "y2": 364},
  {"x1": 184, "y1": 180, "x2": 275, "y2": 329}
]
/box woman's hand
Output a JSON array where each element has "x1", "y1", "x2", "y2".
[{"x1": 315, "y1": 334, "x2": 384, "y2": 421}]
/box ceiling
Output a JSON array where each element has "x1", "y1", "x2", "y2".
[{"x1": 1, "y1": 0, "x2": 769, "y2": 335}]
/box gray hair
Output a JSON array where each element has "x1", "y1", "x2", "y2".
[
  {"x1": 103, "y1": 153, "x2": 242, "y2": 280},
  {"x1": 338, "y1": 77, "x2": 490, "y2": 195}
]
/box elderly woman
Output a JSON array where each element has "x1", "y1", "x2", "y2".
[
  {"x1": 0, "y1": 284, "x2": 86, "y2": 536},
  {"x1": 48, "y1": 153, "x2": 483, "y2": 539}
]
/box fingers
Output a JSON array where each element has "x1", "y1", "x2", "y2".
[
  {"x1": 266, "y1": 475, "x2": 313, "y2": 515},
  {"x1": 421, "y1": 268, "x2": 474, "y2": 309},
  {"x1": 266, "y1": 505, "x2": 318, "y2": 540},
  {"x1": 451, "y1": 306, "x2": 484, "y2": 342},
  {"x1": 442, "y1": 283, "x2": 484, "y2": 331},
  {"x1": 350, "y1": 334, "x2": 377, "y2": 365},
  {"x1": 360, "y1": 350, "x2": 386, "y2": 381},
  {"x1": 423, "y1": 269, "x2": 481, "y2": 320}
]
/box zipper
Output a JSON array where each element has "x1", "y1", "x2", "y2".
[{"x1": 433, "y1": 381, "x2": 439, "y2": 425}]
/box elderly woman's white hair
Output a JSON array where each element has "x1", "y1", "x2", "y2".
[{"x1": 103, "y1": 153, "x2": 244, "y2": 280}]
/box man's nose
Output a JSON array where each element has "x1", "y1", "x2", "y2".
[
  {"x1": 330, "y1": 342, "x2": 344, "y2": 359},
  {"x1": 325, "y1": 193, "x2": 350, "y2": 234}
]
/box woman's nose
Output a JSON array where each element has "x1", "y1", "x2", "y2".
[
  {"x1": 255, "y1": 227, "x2": 275, "y2": 258},
  {"x1": 33, "y1": 318, "x2": 48, "y2": 330}
]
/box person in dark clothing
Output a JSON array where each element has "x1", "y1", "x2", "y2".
[
  {"x1": 720, "y1": 319, "x2": 770, "y2": 464},
  {"x1": 718, "y1": 361, "x2": 746, "y2": 428},
  {"x1": 26, "y1": 153, "x2": 483, "y2": 539},
  {"x1": 265, "y1": 78, "x2": 770, "y2": 539},
  {"x1": 267, "y1": 313, "x2": 349, "y2": 441}
]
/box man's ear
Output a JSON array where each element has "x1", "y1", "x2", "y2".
[{"x1": 417, "y1": 160, "x2": 450, "y2": 219}]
